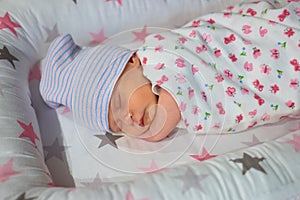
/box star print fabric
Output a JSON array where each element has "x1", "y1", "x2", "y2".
[{"x1": 137, "y1": 1, "x2": 300, "y2": 134}]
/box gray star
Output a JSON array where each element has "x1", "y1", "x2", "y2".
[
  {"x1": 81, "y1": 173, "x2": 104, "y2": 188},
  {"x1": 0, "y1": 45, "x2": 19, "y2": 69},
  {"x1": 173, "y1": 168, "x2": 208, "y2": 193},
  {"x1": 230, "y1": 152, "x2": 266, "y2": 175},
  {"x1": 95, "y1": 132, "x2": 123, "y2": 149},
  {"x1": 15, "y1": 192, "x2": 36, "y2": 200},
  {"x1": 43, "y1": 138, "x2": 69, "y2": 161},
  {"x1": 44, "y1": 24, "x2": 59, "y2": 43},
  {"x1": 241, "y1": 135, "x2": 262, "y2": 147},
  {"x1": 0, "y1": 81, "x2": 12, "y2": 96}
]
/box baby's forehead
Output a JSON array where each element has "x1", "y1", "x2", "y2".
[{"x1": 114, "y1": 66, "x2": 151, "y2": 97}]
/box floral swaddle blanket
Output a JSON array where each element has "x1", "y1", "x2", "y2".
[{"x1": 137, "y1": 1, "x2": 300, "y2": 134}]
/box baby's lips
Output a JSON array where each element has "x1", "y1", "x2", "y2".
[{"x1": 137, "y1": 104, "x2": 167, "y2": 140}]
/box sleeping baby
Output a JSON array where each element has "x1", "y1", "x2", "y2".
[{"x1": 40, "y1": 1, "x2": 300, "y2": 141}]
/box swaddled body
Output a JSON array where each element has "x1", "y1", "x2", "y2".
[
  {"x1": 40, "y1": 1, "x2": 300, "y2": 141},
  {"x1": 137, "y1": 1, "x2": 300, "y2": 137}
]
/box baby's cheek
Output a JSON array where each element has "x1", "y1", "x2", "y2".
[{"x1": 147, "y1": 104, "x2": 157, "y2": 125}]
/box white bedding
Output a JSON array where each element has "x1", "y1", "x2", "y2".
[{"x1": 1, "y1": 0, "x2": 300, "y2": 199}]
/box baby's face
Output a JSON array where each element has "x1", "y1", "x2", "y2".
[{"x1": 108, "y1": 55, "x2": 158, "y2": 137}]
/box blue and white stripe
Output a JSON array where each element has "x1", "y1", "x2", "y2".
[{"x1": 40, "y1": 34, "x2": 135, "y2": 132}]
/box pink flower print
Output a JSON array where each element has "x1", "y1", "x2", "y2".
[
  {"x1": 175, "y1": 58, "x2": 186, "y2": 68},
  {"x1": 183, "y1": 119, "x2": 189, "y2": 128},
  {"x1": 224, "y1": 34, "x2": 236, "y2": 44},
  {"x1": 260, "y1": 64, "x2": 272, "y2": 74},
  {"x1": 253, "y1": 48, "x2": 261, "y2": 59},
  {"x1": 295, "y1": 7, "x2": 300, "y2": 16},
  {"x1": 223, "y1": 12, "x2": 232, "y2": 18},
  {"x1": 270, "y1": 84, "x2": 280, "y2": 94},
  {"x1": 290, "y1": 59, "x2": 300, "y2": 71},
  {"x1": 202, "y1": 33, "x2": 212, "y2": 43},
  {"x1": 207, "y1": 18, "x2": 215, "y2": 24},
  {"x1": 156, "y1": 75, "x2": 169, "y2": 86},
  {"x1": 254, "y1": 93, "x2": 265, "y2": 106},
  {"x1": 155, "y1": 45, "x2": 163, "y2": 52},
  {"x1": 242, "y1": 25, "x2": 252, "y2": 34},
  {"x1": 194, "y1": 124, "x2": 203, "y2": 131},
  {"x1": 224, "y1": 69, "x2": 233, "y2": 79},
  {"x1": 261, "y1": 113, "x2": 270, "y2": 121},
  {"x1": 226, "y1": 5, "x2": 234, "y2": 11},
  {"x1": 189, "y1": 30, "x2": 196, "y2": 38},
  {"x1": 191, "y1": 65, "x2": 199, "y2": 75},
  {"x1": 284, "y1": 28, "x2": 295, "y2": 38},
  {"x1": 290, "y1": 79, "x2": 299, "y2": 89},
  {"x1": 179, "y1": 102, "x2": 187, "y2": 112},
  {"x1": 243, "y1": 38, "x2": 252, "y2": 45},
  {"x1": 248, "y1": 121, "x2": 258, "y2": 129},
  {"x1": 213, "y1": 123, "x2": 221, "y2": 129},
  {"x1": 241, "y1": 87, "x2": 249, "y2": 95},
  {"x1": 236, "y1": 114, "x2": 243, "y2": 124},
  {"x1": 286, "y1": 100, "x2": 295, "y2": 109},
  {"x1": 201, "y1": 91, "x2": 207, "y2": 102},
  {"x1": 192, "y1": 20, "x2": 200, "y2": 27},
  {"x1": 268, "y1": 20, "x2": 276, "y2": 25},
  {"x1": 259, "y1": 27, "x2": 268, "y2": 37},
  {"x1": 154, "y1": 62, "x2": 165, "y2": 70},
  {"x1": 175, "y1": 73, "x2": 186, "y2": 84},
  {"x1": 216, "y1": 102, "x2": 225, "y2": 115},
  {"x1": 249, "y1": 109, "x2": 257, "y2": 117},
  {"x1": 214, "y1": 49, "x2": 222, "y2": 57},
  {"x1": 226, "y1": 87, "x2": 236, "y2": 97},
  {"x1": 191, "y1": 105, "x2": 201, "y2": 115},
  {"x1": 154, "y1": 34, "x2": 165, "y2": 41},
  {"x1": 244, "y1": 61, "x2": 253, "y2": 72},
  {"x1": 142, "y1": 57, "x2": 147, "y2": 65},
  {"x1": 228, "y1": 54, "x2": 237, "y2": 62},
  {"x1": 278, "y1": 9, "x2": 290, "y2": 22},
  {"x1": 253, "y1": 79, "x2": 264, "y2": 92},
  {"x1": 195, "y1": 45, "x2": 207, "y2": 54},
  {"x1": 178, "y1": 37, "x2": 187, "y2": 44},
  {"x1": 270, "y1": 49, "x2": 279, "y2": 59},
  {"x1": 246, "y1": 8, "x2": 257, "y2": 16},
  {"x1": 290, "y1": 59, "x2": 298, "y2": 66},
  {"x1": 215, "y1": 74, "x2": 224, "y2": 82},
  {"x1": 188, "y1": 87, "x2": 195, "y2": 99}
]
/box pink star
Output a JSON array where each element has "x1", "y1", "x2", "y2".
[
  {"x1": 106, "y1": 0, "x2": 122, "y2": 6},
  {"x1": 89, "y1": 27, "x2": 108, "y2": 45},
  {"x1": 17, "y1": 120, "x2": 40, "y2": 147},
  {"x1": 125, "y1": 191, "x2": 149, "y2": 200},
  {"x1": 132, "y1": 25, "x2": 150, "y2": 43},
  {"x1": 283, "y1": 134, "x2": 300, "y2": 152},
  {"x1": 0, "y1": 159, "x2": 21, "y2": 182},
  {"x1": 139, "y1": 159, "x2": 168, "y2": 173},
  {"x1": 0, "y1": 12, "x2": 21, "y2": 38},
  {"x1": 28, "y1": 62, "x2": 41, "y2": 82},
  {"x1": 190, "y1": 147, "x2": 217, "y2": 161}
]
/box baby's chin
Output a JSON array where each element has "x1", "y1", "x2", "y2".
[{"x1": 122, "y1": 124, "x2": 151, "y2": 138}]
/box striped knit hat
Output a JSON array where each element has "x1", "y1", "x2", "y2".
[{"x1": 40, "y1": 34, "x2": 135, "y2": 132}]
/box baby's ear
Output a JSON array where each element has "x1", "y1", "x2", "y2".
[{"x1": 130, "y1": 54, "x2": 141, "y2": 65}]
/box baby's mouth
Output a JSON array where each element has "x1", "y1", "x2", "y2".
[{"x1": 140, "y1": 111, "x2": 145, "y2": 127}]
